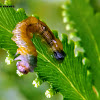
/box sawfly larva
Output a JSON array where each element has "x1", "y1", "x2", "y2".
[{"x1": 12, "y1": 16, "x2": 66, "y2": 74}]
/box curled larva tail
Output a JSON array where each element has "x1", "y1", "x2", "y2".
[{"x1": 12, "y1": 16, "x2": 66, "y2": 74}]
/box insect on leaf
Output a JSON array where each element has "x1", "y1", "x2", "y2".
[{"x1": 0, "y1": 1, "x2": 96, "y2": 100}]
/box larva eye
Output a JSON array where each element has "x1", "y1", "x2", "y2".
[{"x1": 54, "y1": 50, "x2": 66, "y2": 60}]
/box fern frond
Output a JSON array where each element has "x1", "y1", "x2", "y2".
[{"x1": 0, "y1": 1, "x2": 96, "y2": 100}]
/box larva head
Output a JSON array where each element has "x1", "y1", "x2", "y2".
[
  {"x1": 52, "y1": 38, "x2": 66, "y2": 60},
  {"x1": 15, "y1": 55, "x2": 37, "y2": 74},
  {"x1": 17, "y1": 65, "x2": 29, "y2": 74},
  {"x1": 16, "y1": 61, "x2": 31, "y2": 74}
]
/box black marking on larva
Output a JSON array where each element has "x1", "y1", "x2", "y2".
[{"x1": 54, "y1": 50, "x2": 66, "y2": 60}]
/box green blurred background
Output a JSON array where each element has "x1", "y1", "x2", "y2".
[{"x1": 0, "y1": 0, "x2": 100, "y2": 100}]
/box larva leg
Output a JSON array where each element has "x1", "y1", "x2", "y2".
[{"x1": 14, "y1": 55, "x2": 25, "y2": 61}]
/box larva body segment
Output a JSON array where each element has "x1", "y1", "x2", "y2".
[{"x1": 12, "y1": 16, "x2": 65, "y2": 74}]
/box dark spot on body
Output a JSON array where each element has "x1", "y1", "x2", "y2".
[{"x1": 54, "y1": 50, "x2": 66, "y2": 60}]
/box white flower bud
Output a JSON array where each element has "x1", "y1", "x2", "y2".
[
  {"x1": 45, "y1": 88, "x2": 54, "y2": 98},
  {"x1": 5, "y1": 56, "x2": 13, "y2": 65},
  {"x1": 62, "y1": 11, "x2": 67, "y2": 17},
  {"x1": 82, "y1": 57, "x2": 90, "y2": 66},
  {"x1": 66, "y1": 24, "x2": 72, "y2": 30},
  {"x1": 32, "y1": 78, "x2": 42, "y2": 88},
  {"x1": 16, "y1": 70, "x2": 23, "y2": 77},
  {"x1": 17, "y1": 8, "x2": 25, "y2": 13},
  {"x1": 63, "y1": 17, "x2": 70, "y2": 23}
]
